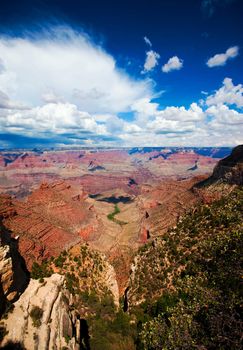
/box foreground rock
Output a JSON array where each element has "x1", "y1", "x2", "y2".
[
  {"x1": 1, "y1": 274, "x2": 81, "y2": 349},
  {"x1": 0, "y1": 219, "x2": 29, "y2": 314}
]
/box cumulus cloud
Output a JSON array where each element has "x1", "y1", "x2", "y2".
[
  {"x1": 147, "y1": 119, "x2": 196, "y2": 134},
  {"x1": 156, "y1": 103, "x2": 205, "y2": 122},
  {"x1": 0, "y1": 25, "x2": 242, "y2": 147},
  {"x1": 206, "y1": 46, "x2": 239, "y2": 67},
  {"x1": 142, "y1": 50, "x2": 160, "y2": 73},
  {"x1": 144, "y1": 36, "x2": 152, "y2": 47},
  {"x1": 119, "y1": 79, "x2": 243, "y2": 146},
  {"x1": 0, "y1": 102, "x2": 106, "y2": 137},
  {"x1": 162, "y1": 56, "x2": 183, "y2": 73},
  {"x1": 1, "y1": 76, "x2": 243, "y2": 147},
  {"x1": 0, "y1": 26, "x2": 152, "y2": 114},
  {"x1": 206, "y1": 104, "x2": 243, "y2": 125},
  {"x1": 206, "y1": 77, "x2": 243, "y2": 107},
  {"x1": 132, "y1": 97, "x2": 159, "y2": 124}
]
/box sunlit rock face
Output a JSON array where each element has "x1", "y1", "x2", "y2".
[{"x1": 2, "y1": 273, "x2": 80, "y2": 350}]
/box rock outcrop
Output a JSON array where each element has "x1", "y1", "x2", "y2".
[
  {"x1": 211, "y1": 144, "x2": 243, "y2": 185},
  {"x1": 0, "y1": 245, "x2": 13, "y2": 315},
  {"x1": 1, "y1": 274, "x2": 81, "y2": 350},
  {"x1": 0, "y1": 244, "x2": 19, "y2": 308},
  {"x1": 193, "y1": 145, "x2": 243, "y2": 203},
  {"x1": 0, "y1": 212, "x2": 29, "y2": 315}
]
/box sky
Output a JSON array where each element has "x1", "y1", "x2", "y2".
[{"x1": 0, "y1": 0, "x2": 243, "y2": 148}]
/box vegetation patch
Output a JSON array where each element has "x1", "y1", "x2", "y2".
[
  {"x1": 30, "y1": 306, "x2": 43, "y2": 328},
  {"x1": 31, "y1": 260, "x2": 53, "y2": 280},
  {"x1": 107, "y1": 204, "x2": 127, "y2": 225},
  {"x1": 129, "y1": 187, "x2": 243, "y2": 349}
]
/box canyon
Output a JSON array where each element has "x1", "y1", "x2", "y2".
[
  {"x1": 1, "y1": 146, "x2": 241, "y2": 350},
  {"x1": 0, "y1": 147, "x2": 229, "y2": 293}
]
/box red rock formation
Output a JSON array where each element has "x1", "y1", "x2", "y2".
[
  {"x1": 0, "y1": 195, "x2": 16, "y2": 218},
  {"x1": 140, "y1": 176, "x2": 206, "y2": 238},
  {"x1": 0, "y1": 181, "x2": 98, "y2": 270},
  {"x1": 69, "y1": 174, "x2": 140, "y2": 195},
  {"x1": 0, "y1": 148, "x2": 221, "y2": 199}
]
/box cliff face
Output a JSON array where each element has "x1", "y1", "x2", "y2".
[
  {"x1": 211, "y1": 145, "x2": 243, "y2": 185},
  {"x1": 0, "y1": 245, "x2": 13, "y2": 315},
  {"x1": 192, "y1": 145, "x2": 243, "y2": 203},
  {"x1": 0, "y1": 198, "x2": 83, "y2": 349},
  {"x1": 0, "y1": 225, "x2": 29, "y2": 316},
  {"x1": 0, "y1": 245, "x2": 16, "y2": 306},
  {"x1": 0, "y1": 181, "x2": 98, "y2": 270},
  {"x1": 1, "y1": 274, "x2": 81, "y2": 350}
]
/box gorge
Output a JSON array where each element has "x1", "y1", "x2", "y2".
[{"x1": 0, "y1": 146, "x2": 242, "y2": 349}]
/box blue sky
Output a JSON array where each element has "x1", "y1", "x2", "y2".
[{"x1": 0, "y1": 0, "x2": 242, "y2": 148}]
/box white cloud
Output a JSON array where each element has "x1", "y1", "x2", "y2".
[
  {"x1": 162, "y1": 56, "x2": 183, "y2": 73},
  {"x1": 118, "y1": 82, "x2": 243, "y2": 146},
  {"x1": 201, "y1": 91, "x2": 208, "y2": 95},
  {"x1": 41, "y1": 91, "x2": 64, "y2": 104},
  {"x1": 206, "y1": 104, "x2": 243, "y2": 125},
  {"x1": 206, "y1": 78, "x2": 243, "y2": 107},
  {"x1": 142, "y1": 50, "x2": 160, "y2": 73},
  {"x1": 0, "y1": 26, "x2": 152, "y2": 114},
  {"x1": 144, "y1": 36, "x2": 152, "y2": 47},
  {"x1": 132, "y1": 97, "x2": 159, "y2": 124},
  {"x1": 156, "y1": 103, "x2": 204, "y2": 122},
  {"x1": 0, "y1": 58, "x2": 5, "y2": 74},
  {"x1": 0, "y1": 102, "x2": 106, "y2": 136},
  {"x1": 147, "y1": 118, "x2": 196, "y2": 134},
  {"x1": 206, "y1": 46, "x2": 239, "y2": 67},
  {"x1": 0, "y1": 26, "x2": 242, "y2": 147},
  {"x1": 0, "y1": 90, "x2": 28, "y2": 110}
]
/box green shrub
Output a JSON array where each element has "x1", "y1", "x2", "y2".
[
  {"x1": 54, "y1": 255, "x2": 66, "y2": 268},
  {"x1": 31, "y1": 260, "x2": 53, "y2": 279},
  {"x1": 30, "y1": 306, "x2": 43, "y2": 328}
]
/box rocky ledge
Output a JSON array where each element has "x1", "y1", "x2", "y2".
[
  {"x1": 211, "y1": 144, "x2": 243, "y2": 185},
  {"x1": 1, "y1": 274, "x2": 81, "y2": 349}
]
